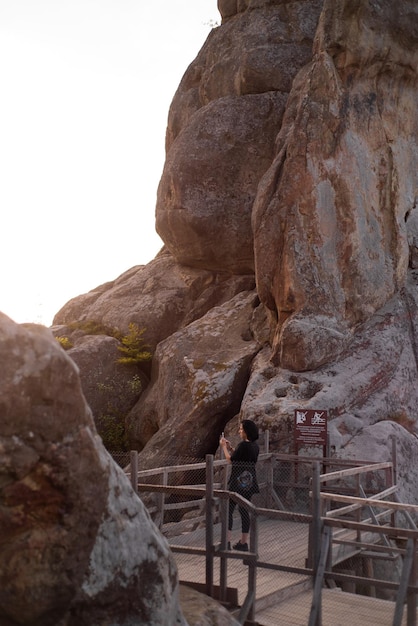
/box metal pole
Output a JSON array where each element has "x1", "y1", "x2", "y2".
[
  {"x1": 311, "y1": 461, "x2": 322, "y2": 570},
  {"x1": 219, "y1": 496, "x2": 228, "y2": 603},
  {"x1": 407, "y1": 537, "x2": 417, "y2": 626},
  {"x1": 264, "y1": 429, "x2": 269, "y2": 453},
  {"x1": 248, "y1": 511, "x2": 258, "y2": 623},
  {"x1": 130, "y1": 450, "x2": 138, "y2": 494},
  {"x1": 205, "y1": 454, "x2": 214, "y2": 598}
]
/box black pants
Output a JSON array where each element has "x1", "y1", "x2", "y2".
[{"x1": 228, "y1": 491, "x2": 252, "y2": 534}]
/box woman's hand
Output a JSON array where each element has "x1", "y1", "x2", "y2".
[
  {"x1": 220, "y1": 435, "x2": 230, "y2": 448},
  {"x1": 220, "y1": 435, "x2": 233, "y2": 460}
]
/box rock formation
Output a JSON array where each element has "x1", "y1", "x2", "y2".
[
  {"x1": 0, "y1": 313, "x2": 186, "y2": 625},
  {"x1": 51, "y1": 0, "x2": 418, "y2": 501}
]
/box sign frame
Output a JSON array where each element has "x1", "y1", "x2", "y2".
[{"x1": 294, "y1": 409, "x2": 328, "y2": 452}]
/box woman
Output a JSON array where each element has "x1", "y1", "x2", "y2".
[{"x1": 219, "y1": 419, "x2": 259, "y2": 551}]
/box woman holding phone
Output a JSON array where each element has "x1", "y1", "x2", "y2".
[{"x1": 219, "y1": 419, "x2": 259, "y2": 551}]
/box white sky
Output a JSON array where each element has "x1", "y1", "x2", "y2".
[{"x1": 0, "y1": 0, "x2": 220, "y2": 326}]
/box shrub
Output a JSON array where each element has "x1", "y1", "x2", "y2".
[
  {"x1": 56, "y1": 336, "x2": 73, "y2": 350},
  {"x1": 67, "y1": 320, "x2": 121, "y2": 339},
  {"x1": 117, "y1": 323, "x2": 152, "y2": 365},
  {"x1": 98, "y1": 413, "x2": 127, "y2": 451}
]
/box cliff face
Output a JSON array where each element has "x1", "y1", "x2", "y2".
[{"x1": 52, "y1": 0, "x2": 418, "y2": 498}]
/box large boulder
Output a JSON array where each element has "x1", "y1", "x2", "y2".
[
  {"x1": 53, "y1": 250, "x2": 255, "y2": 352},
  {"x1": 156, "y1": 93, "x2": 287, "y2": 274},
  {"x1": 239, "y1": 277, "x2": 418, "y2": 500},
  {"x1": 127, "y1": 291, "x2": 262, "y2": 466},
  {"x1": 0, "y1": 313, "x2": 186, "y2": 626},
  {"x1": 156, "y1": 0, "x2": 324, "y2": 273},
  {"x1": 252, "y1": 0, "x2": 418, "y2": 370}
]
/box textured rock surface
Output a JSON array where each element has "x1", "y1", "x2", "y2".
[
  {"x1": 238, "y1": 277, "x2": 418, "y2": 499},
  {"x1": 180, "y1": 585, "x2": 240, "y2": 626},
  {"x1": 0, "y1": 313, "x2": 186, "y2": 626},
  {"x1": 127, "y1": 291, "x2": 261, "y2": 467},
  {"x1": 53, "y1": 250, "x2": 255, "y2": 351},
  {"x1": 252, "y1": 0, "x2": 418, "y2": 370},
  {"x1": 156, "y1": 0, "x2": 323, "y2": 273},
  {"x1": 33, "y1": 0, "x2": 418, "y2": 504},
  {"x1": 52, "y1": 332, "x2": 147, "y2": 447}
]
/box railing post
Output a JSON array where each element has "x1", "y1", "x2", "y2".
[
  {"x1": 205, "y1": 454, "x2": 214, "y2": 598},
  {"x1": 392, "y1": 436, "x2": 397, "y2": 527},
  {"x1": 219, "y1": 495, "x2": 229, "y2": 603},
  {"x1": 238, "y1": 505, "x2": 258, "y2": 625},
  {"x1": 407, "y1": 537, "x2": 417, "y2": 626},
  {"x1": 266, "y1": 455, "x2": 274, "y2": 508},
  {"x1": 311, "y1": 461, "x2": 322, "y2": 626},
  {"x1": 264, "y1": 429, "x2": 269, "y2": 453},
  {"x1": 248, "y1": 511, "x2": 258, "y2": 623},
  {"x1": 311, "y1": 461, "x2": 322, "y2": 569},
  {"x1": 130, "y1": 450, "x2": 138, "y2": 494},
  {"x1": 157, "y1": 467, "x2": 168, "y2": 529}
]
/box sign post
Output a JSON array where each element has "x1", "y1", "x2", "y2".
[{"x1": 294, "y1": 409, "x2": 328, "y2": 455}]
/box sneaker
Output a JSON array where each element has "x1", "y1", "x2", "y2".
[{"x1": 232, "y1": 541, "x2": 248, "y2": 552}]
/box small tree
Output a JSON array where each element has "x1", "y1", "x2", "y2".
[{"x1": 117, "y1": 323, "x2": 152, "y2": 365}]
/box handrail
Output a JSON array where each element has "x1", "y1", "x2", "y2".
[
  {"x1": 308, "y1": 526, "x2": 331, "y2": 626},
  {"x1": 313, "y1": 451, "x2": 418, "y2": 626},
  {"x1": 318, "y1": 462, "x2": 393, "y2": 483},
  {"x1": 319, "y1": 491, "x2": 418, "y2": 514},
  {"x1": 130, "y1": 449, "x2": 418, "y2": 625},
  {"x1": 325, "y1": 485, "x2": 398, "y2": 518},
  {"x1": 393, "y1": 538, "x2": 416, "y2": 626},
  {"x1": 131, "y1": 452, "x2": 273, "y2": 479}
]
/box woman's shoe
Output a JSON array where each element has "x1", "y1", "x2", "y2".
[{"x1": 232, "y1": 541, "x2": 248, "y2": 552}]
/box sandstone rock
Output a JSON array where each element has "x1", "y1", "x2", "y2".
[
  {"x1": 167, "y1": 0, "x2": 323, "y2": 148},
  {"x1": 239, "y1": 282, "x2": 418, "y2": 487},
  {"x1": 53, "y1": 250, "x2": 254, "y2": 352},
  {"x1": 338, "y1": 421, "x2": 418, "y2": 508},
  {"x1": 0, "y1": 313, "x2": 186, "y2": 625},
  {"x1": 43, "y1": 0, "x2": 418, "y2": 508},
  {"x1": 157, "y1": 93, "x2": 286, "y2": 273},
  {"x1": 158, "y1": 0, "x2": 323, "y2": 273},
  {"x1": 253, "y1": 0, "x2": 418, "y2": 370},
  {"x1": 56, "y1": 333, "x2": 147, "y2": 450},
  {"x1": 127, "y1": 291, "x2": 262, "y2": 466},
  {"x1": 180, "y1": 585, "x2": 240, "y2": 626}
]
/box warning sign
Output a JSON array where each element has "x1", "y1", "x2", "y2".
[{"x1": 294, "y1": 409, "x2": 327, "y2": 447}]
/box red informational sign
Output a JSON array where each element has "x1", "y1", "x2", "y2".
[{"x1": 294, "y1": 409, "x2": 327, "y2": 447}]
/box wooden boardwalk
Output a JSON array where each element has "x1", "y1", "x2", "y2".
[{"x1": 167, "y1": 516, "x2": 417, "y2": 626}]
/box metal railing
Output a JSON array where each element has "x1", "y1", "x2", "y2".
[
  {"x1": 126, "y1": 446, "x2": 418, "y2": 626},
  {"x1": 309, "y1": 460, "x2": 418, "y2": 626}
]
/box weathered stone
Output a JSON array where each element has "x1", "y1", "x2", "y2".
[
  {"x1": 338, "y1": 421, "x2": 418, "y2": 507},
  {"x1": 239, "y1": 282, "x2": 418, "y2": 488},
  {"x1": 157, "y1": 94, "x2": 286, "y2": 273},
  {"x1": 53, "y1": 250, "x2": 255, "y2": 352},
  {"x1": 57, "y1": 333, "x2": 147, "y2": 449},
  {"x1": 36, "y1": 0, "x2": 418, "y2": 507},
  {"x1": 180, "y1": 585, "x2": 240, "y2": 626},
  {"x1": 253, "y1": 0, "x2": 418, "y2": 370},
  {"x1": 0, "y1": 314, "x2": 186, "y2": 626},
  {"x1": 168, "y1": 0, "x2": 323, "y2": 148},
  {"x1": 127, "y1": 291, "x2": 261, "y2": 466},
  {"x1": 158, "y1": 0, "x2": 323, "y2": 273}
]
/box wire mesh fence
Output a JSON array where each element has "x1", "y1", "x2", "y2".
[{"x1": 110, "y1": 445, "x2": 418, "y2": 625}]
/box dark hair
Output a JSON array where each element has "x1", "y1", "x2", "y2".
[{"x1": 241, "y1": 419, "x2": 259, "y2": 442}]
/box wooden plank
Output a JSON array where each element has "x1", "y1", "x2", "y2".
[
  {"x1": 320, "y1": 491, "x2": 418, "y2": 514},
  {"x1": 256, "y1": 588, "x2": 418, "y2": 626},
  {"x1": 326, "y1": 486, "x2": 398, "y2": 518},
  {"x1": 318, "y1": 462, "x2": 393, "y2": 484}
]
